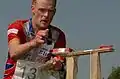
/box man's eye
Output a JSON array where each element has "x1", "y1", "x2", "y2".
[
  {"x1": 49, "y1": 10, "x2": 54, "y2": 13},
  {"x1": 38, "y1": 8, "x2": 55, "y2": 13},
  {"x1": 38, "y1": 8, "x2": 46, "y2": 12}
]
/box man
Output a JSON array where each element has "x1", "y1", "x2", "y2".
[{"x1": 4, "y1": 0, "x2": 67, "y2": 79}]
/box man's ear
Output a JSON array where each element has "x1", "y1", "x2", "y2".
[{"x1": 31, "y1": 5, "x2": 35, "y2": 15}]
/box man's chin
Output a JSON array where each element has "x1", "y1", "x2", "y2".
[
  {"x1": 36, "y1": 23, "x2": 49, "y2": 30},
  {"x1": 39, "y1": 26, "x2": 48, "y2": 30}
]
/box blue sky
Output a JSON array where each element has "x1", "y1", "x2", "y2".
[{"x1": 0, "y1": 0, "x2": 120, "y2": 79}]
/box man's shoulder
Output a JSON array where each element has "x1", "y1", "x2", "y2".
[
  {"x1": 8, "y1": 19, "x2": 28, "y2": 29},
  {"x1": 50, "y1": 24, "x2": 65, "y2": 34}
]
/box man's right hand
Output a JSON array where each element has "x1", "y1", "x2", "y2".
[
  {"x1": 30, "y1": 29, "x2": 49, "y2": 47},
  {"x1": 8, "y1": 29, "x2": 49, "y2": 60}
]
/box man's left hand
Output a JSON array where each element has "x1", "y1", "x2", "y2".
[{"x1": 51, "y1": 57, "x2": 63, "y2": 71}]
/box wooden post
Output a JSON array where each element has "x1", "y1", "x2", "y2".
[
  {"x1": 66, "y1": 57, "x2": 78, "y2": 79},
  {"x1": 91, "y1": 52, "x2": 101, "y2": 79}
]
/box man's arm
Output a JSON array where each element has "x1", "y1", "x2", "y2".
[
  {"x1": 8, "y1": 38, "x2": 35, "y2": 60},
  {"x1": 8, "y1": 29, "x2": 49, "y2": 61},
  {"x1": 8, "y1": 22, "x2": 49, "y2": 61},
  {"x1": 7, "y1": 22, "x2": 34, "y2": 61}
]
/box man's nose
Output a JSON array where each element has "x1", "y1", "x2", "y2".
[{"x1": 43, "y1": 11, "x2": 49, "y2": 17}]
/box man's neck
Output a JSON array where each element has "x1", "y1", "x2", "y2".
[{"x1": 31, "y1": 19, "x2": 39, "y2": 34}]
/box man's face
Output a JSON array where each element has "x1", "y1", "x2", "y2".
[{"x1": 32, "y1": 0, "x2": 56, "y2": 30}]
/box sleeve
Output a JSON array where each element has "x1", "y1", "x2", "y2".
[
  {"x1": 7, "y1": 22, "x2": 22, "y2": 43},
  {"x1": 54, "y1": 31, "x2": 66, "y2": 48}
]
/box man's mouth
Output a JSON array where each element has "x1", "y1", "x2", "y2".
[{"x1": 41, "y1": 20, "x2": 48, "y2": 24}]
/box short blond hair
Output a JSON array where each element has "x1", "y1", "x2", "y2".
[
  {"x1": 32, "y1": 0, "x2": 36, "y2": 5},
  {"x1": 32, "y1": 0, "x2": 57, "y2": 7}
]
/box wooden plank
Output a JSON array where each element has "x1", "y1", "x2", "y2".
[
  {"x1": 66, "y1": 57, "x2": 78, "y2": 79},
  {"x1": 52, "y1": 48, "x2": 114, "y2": 57},
  {"x1": 91, "y1": 52, "x2": 101, "y2": 79}
]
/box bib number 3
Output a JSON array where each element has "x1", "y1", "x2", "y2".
[
  {"x1": 13, "y1": 60, "x2": 39, "y2": 79},
  {"x1": 21, "y1": 66, "x2": 37, "y2": 79}
]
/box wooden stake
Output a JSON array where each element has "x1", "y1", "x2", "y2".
[
  {"x1": 91, "y1": 52, "x2": 101, "y2": 79},
  {"x1": 66, "y1": 57, "x2": 78, "y2": 79}
]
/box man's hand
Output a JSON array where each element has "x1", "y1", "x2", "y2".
[
  {"x1": 53, "y1": 57, "x2": 63, "y2": 71},
  {"x1": 30, "y1": 29, "x2": 49, "y2": 47},
  {"x1": 50, "y1": 57, "x2": 63, "y2": 71}
]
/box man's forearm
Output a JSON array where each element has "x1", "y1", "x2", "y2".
[{"x1": 9, "y1": 41, "x2": 35, "y2": 60}]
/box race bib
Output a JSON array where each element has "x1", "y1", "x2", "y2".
[
  {"x1": 13, "y1": 60, "x2": 40, "y2": 79},
  {"x1": 38, "y1": 48, "x2": 50, "y2": 57},
  {"x1": 13, "y1": 60, "x2": 60, "y2": 79}
]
